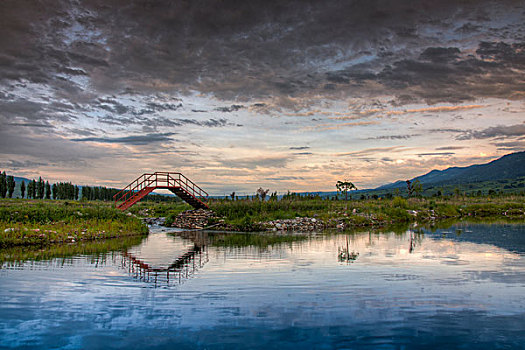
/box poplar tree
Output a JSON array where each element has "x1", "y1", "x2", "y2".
[
  {"x1": 7, "y1": 176, "x2": 15, "y2": 198},
  {"x1": 31, "y1": 179, "x2": 37, "y2": 199},
  {"x1": 27, "y1": 181, "x2": 33, "y2": 199},
  {"x1": 45, "y1": 181, "x2": 51, "y2": 199},
  {"x1": 38, "y1": 177, "x2": 45, "y2": 199},
  {"x1": 20, "y1": 181, "x2": 26, "y2": 198},
  {"x1": 52, "y1": 184, "x2": 57, "y2": 200},
  {"x1": 0, "y1": 171, "x2": 6, "y2": 198}
]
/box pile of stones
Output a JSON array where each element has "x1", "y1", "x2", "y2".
[
  {"x1": 261, "y1": 217, "x2": 327, "y2": 232},
  {"x1": 167, "y1": 209, "x2": 217, "y2": 230}
]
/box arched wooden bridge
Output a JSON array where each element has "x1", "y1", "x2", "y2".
[{"x1": 113, "y1": 172, "x2": 209, "y2": 210}]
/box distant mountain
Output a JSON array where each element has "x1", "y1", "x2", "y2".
[
  {"x1": 14, "y1": 176, "x2": 31, "y2": 184},
  {"x1": 377, "y1": 151, "x2": 525, "y2": 190}
]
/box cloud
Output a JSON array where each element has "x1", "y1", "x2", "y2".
[
  {"x1": 71, "y1": 133, "x2": 176, "y2": 145},
  {"x1": 435, "y1": 146, "x2": 466, "y2": 150},
  {"x1": 215, "y1": 105, "x2": 244, "y2": 113},
  {"x1": 217, "y1": 155, "x2": 290, "y2": 170},
  {"x1": 289, "y1": 146, "x2": 310, "y2": 150},
  {"x1": 367, "y1": 134, "x2": 421, "y2": 140},
  {"x1": 266, "y1": 176, "x2": 305, "y2": 181},
  {"x1": 490, "y1": 140, "x2": 525, "y2": 151},
  {"x1": 417, "y1": 152, "x2": 455, "y2": 156},
  {"x1": 7, "y1": 122, "x2": 54, "y2": 128},
  {"x1": 307, "y1": 121, "x2": 379, "y2": 131},
  {"x1": 419, "y1": 47, "x2": 461, "y2": 62},
  {"x1": 336, "y1": 146, "x2": 408, "y2": 157},
  {"x1": 0, "y1": 159, "x2": 48, "y2": 170},
  {"x1": 133, "y1": 102, "x2": 183, "y2": 116},
  {"x1": 1, "y1": 0, "x2": 523, "y2": 109},
  {"x1": 0, "y1": 0, "x2": 524, "y2": 192},
  {"x1": 329, "y1": 104, "x2": 485, "y2": 121},
  {"x1": 457, "y1": 123, "x2": 525, "y2": 140}
]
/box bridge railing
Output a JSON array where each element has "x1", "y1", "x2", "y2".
[{"x1": 113, "y1": 172, "x2": 208, "y2": 208}]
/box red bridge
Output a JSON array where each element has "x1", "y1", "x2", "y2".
[{"x1": 113, "y1": 172, "x2": 209, "y2": 211}]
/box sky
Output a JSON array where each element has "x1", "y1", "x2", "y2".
[{"x1": 0, "y1": 0, "x2": 524, "y2": 195}]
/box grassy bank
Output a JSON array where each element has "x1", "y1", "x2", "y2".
[
  {"x1": 0, "y1": 199, "x2": 148, "y2": 247},
  {"x1": 207, "y1": 195, "x2": 525, "y2": 231}
]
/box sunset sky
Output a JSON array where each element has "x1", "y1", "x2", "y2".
[{"x1": 0, "y1": 0, "x2": 524, "y2": 195}]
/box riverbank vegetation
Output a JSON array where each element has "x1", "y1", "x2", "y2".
[
  {"x1": 1, "y1": 192, "x2": 523, "y2": 246},
  {"x1": 0, "y1": 199, "x2": 147, "y2": 247},
  {"x1": 207, "y1": 194, "x2": 525, "y2": 231}
]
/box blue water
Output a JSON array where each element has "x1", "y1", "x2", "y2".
[{"x1": 1, "y1": 223, "x2": 524, "y2": 349}]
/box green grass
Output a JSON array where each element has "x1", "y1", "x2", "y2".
[{"x1": 0, "y1": 199, "x2": 148, "y2": 247}]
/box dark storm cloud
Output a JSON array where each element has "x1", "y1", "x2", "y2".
[
  {"x1": 1, "y1": 0, "x2": 523, "y2": 110},
  {"x1": 71, "y1": 133, "x2": 176, "y2": 145},
  {"x1": 457, "y1": 123, "x2": 525, "y2": 140},
  {"x1": 419, "y1": 47, "x2": 461, "y2": 63}
]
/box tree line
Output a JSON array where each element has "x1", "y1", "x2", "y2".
[{"x1": 0, "y1": 171, "x2": 180, "y2": 202}]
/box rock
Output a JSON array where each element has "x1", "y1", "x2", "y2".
[{"x1": 143, "y1": 217, "x2": 166, "y2": 226}]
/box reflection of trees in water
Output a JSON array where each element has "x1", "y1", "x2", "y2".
[
  {"x1": 0, "y1": 235, "x2": 145, "y2": 266},
  {"x1": 338, "y1": 236, "x2": 359, "y2": 263},
  {"x1": 1, "y1": 252, "x2": 119, "y2": 270},
  {"x1": 408, "y1": 229, "x2": 425, "y2": 254}
]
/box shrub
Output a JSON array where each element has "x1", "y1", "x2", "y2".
[{"x1": 392, "y1": 196, "x2": 408, "y2": 209}]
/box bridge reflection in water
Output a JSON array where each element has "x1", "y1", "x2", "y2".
[{"x1": 120, "y1": 231, "x2": 209, "y2": 287}]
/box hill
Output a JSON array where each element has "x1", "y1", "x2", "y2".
[{"x1": 377, "y1": 151, "x2": 525, "y2": 190}]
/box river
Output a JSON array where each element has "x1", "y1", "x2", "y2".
[{"x1": 1, "y1": 223, "x2": 524, "y2": 349}]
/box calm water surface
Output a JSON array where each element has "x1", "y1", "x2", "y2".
[{"x1": 1, "y1": 223, "x2": 524, "y2": 349}]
